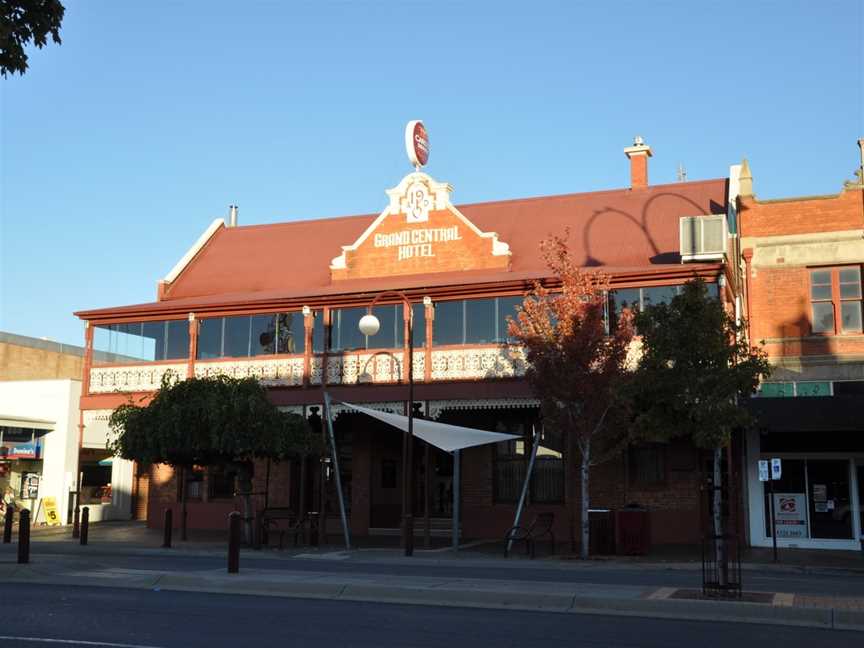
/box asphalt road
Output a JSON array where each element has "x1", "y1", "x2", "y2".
[
  {"x1": 0, "y1": 584, "x2": 859, "y2": 648},
  {"x1": 5, "y1": 544, "x2": 864, "y2": 598}
]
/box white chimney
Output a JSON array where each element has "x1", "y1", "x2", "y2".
[{"x1": 228, "y1": 205, "x2": 238, "y2": 227}]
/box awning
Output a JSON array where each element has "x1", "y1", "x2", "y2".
[
  {"x1": 747, "y1": 396, "x2": 862, "y2": 433},
  {"x1": 343, "y1": 402, "x2": 519, "y2": 452},
  {"x1": 0, "y1": 415, "x2": 55, "y2": 430}
]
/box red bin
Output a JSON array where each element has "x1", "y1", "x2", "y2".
[{"x1": 615, "y1": 506, "x2": 650, "y2": 555}]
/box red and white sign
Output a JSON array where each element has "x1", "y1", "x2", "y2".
[{"x1": 405, "y1": 120, "x2": 429, "y2": 167}]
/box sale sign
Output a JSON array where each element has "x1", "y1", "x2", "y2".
[{"x1": 773, "y1": 493, "x2": 808, "y2": 539}]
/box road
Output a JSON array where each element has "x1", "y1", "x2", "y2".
[
  {"x1": 7, "y1": 544, "x2": 864, "y2": 598},
  {"x1": 0, "y1": 584, "x2": 859, "y2": 648}
]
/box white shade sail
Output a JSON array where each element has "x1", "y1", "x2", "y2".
[{"x1": 342, "y1": 402, "x2": 520, "y2": 452}]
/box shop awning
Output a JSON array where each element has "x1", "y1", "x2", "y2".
[
  {"x1": 0, "y1": 415, "x2": 54, "y2": 444},
  {"x1": 342, "y1": 401, "x2": 519, "y2": 452}
]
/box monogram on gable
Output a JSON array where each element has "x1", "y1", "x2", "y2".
[{"x1": 403, "y1": 180, "x2": 432, "y2": 223}]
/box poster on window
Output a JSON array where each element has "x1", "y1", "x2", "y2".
[{"x1": 773, "y1": 493, "x2": 808, "y2": 539}]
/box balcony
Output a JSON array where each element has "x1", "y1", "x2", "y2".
[{"x1": 87, "y1": 345, "x2": 528, "y2": 394}]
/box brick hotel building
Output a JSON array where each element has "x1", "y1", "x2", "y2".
[{"x1": 74, "y1": 137, "x2": 743, "y2": 547}]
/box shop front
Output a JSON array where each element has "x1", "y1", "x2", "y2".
[
  {"x1": 745, "y1": 397, "x2": 864, "y2": 551},
  {"x1": 0, "y1": 418, "x2": 53, "y2": 516}
]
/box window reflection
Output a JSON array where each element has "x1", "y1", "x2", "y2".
[
  {"x1": 93, "y1": 320, "x2": 189, "y2": 364},
  {"x1": 196, "y1": 312, "x2": 306, "y2": 359}
]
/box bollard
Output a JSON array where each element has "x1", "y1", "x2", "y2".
[
  {"x1": 227, "y1": 511, "x2": 241, "y2": 574},
  {"x1": 17, "y1": 508, "x2": 30, "y2": 564},
  {"x1": 162, "y1": 509, "x2": 173, "y2": 548},
  {"x1": 3, "y1": 507, "x2": 12, "y2": 544},
  {"x1": 80, "y1": 507, "x2": 89, "y2": 546},
  {"x1": 72, "y1": 503, "x2": 80, "y2": 539}
]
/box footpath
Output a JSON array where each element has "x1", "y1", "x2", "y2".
[{"x1": 2, "y1": 521, "x2": 863, "y2": 632}]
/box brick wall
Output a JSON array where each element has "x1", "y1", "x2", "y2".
[
  {"x1": 0, "y1": 341, "x2": 84, "y2": 381},
  {"x1": 740, "y1": 189, "x2": 864, "y2": 238},
  {"x1": 741, "y1": 187, "x2": 864, "y2": 368}
]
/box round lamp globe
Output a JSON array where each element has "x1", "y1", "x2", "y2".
[{"x1": 358, "y1": 314, "x2": 381, "y2": 337}]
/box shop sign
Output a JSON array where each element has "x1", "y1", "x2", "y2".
[
  {"x1": 5, "y1": 441, "x2": 41, "y2": 459},
  {"x1": 773, "y1": 493, "x2": 807, "y2": 539},
  {"x1": 405, "y1": 120, "x2": 429, "y2": 167},
  {"x1": 758, "y1": 460, "x2": 769, "y2": 482}
]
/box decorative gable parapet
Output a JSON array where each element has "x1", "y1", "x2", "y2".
[{"x1": 330, "y1": 172, "x2": 511, "y2": 280}]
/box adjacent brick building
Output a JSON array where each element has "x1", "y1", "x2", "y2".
[{"x1": 739, "y1": 143, "x2": 864, "y2": 550}]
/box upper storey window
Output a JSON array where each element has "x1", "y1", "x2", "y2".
[
  {"x1": 433, "y1": 296, "x2": 523, "y2": 346},
  {"x1": 197, "y1": 312, "x2": 305, "y2": 359},
  {"x1": 93, "y1": 320, "x2": 189, "y2": 364},
  {"x1": 810, "y1": 267, "x2": 862, "y2": 334},
  {"x1": 330, "y1": 304, "x2": 426, "y2": 351}
]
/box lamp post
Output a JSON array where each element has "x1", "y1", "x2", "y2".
[{"x1": 358, "y1": 292, "x2": 427, "y2": 557}]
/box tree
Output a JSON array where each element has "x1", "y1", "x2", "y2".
[
  {"x1": 626, "y1": 278, "x2": 769, "y2": 582},
  {"x1": 1, "y1": 1, "x2": 65, "y2": 77},
  {"x1": 109, "y1": 373, "x2": 317, "y2": 543},
  {"x1": 508, "y1": 233, "x2": 634, "y2": 558}
]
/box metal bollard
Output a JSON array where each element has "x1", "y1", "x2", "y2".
[
  {"x1": 3, "y1": 507, "x2": 12, "y2": 544},
  {"x1": 80, "y1": 507, "x2": 89, "y2": 546},
  {"x1": 17, "y1": 509, "x2": 30, "y2": 564},
  {"x1": 227, "y1": 511, "x2": 241, "y2": 574},
  {"x1": 162, "y1": 509, "x2": 173, "y2": 548}
]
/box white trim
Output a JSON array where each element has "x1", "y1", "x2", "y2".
[{"x1": 163, "y1": 218, "x2": 225, "y2": 283}]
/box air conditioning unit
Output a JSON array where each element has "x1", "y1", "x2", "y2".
[{"x1": 679, "y1": 215, "x2": 727, "y2": 262}]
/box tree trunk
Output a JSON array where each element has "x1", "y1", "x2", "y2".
[
  {"x1": 565, "y1": 432, "x2": 576, "y2": 553},
  {"x1": 236, "y1": 463, "x2": 254, "y2": 546},
  {"x1": 179, "y1": 465, "x2": 188, "y2": 542},
  {"x1": 713, "y1": 446, "x2": 728, "y2": 587},
  {"x1": 580, "y1": 440, "x2": 591, "y2": 560}
]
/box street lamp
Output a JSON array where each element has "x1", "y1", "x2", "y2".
[{"x1": 359, "y1": 292, "x2": 429, "y2": 557}]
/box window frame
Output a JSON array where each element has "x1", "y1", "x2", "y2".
[
  {"x1": 627, "y1": 443, "x2": 668, "y2": 488},
  {"x1": 809, "y1": 266, "x2": 863, "y2": 336}
]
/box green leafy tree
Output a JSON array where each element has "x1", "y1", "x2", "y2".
[
  {"x1": 109, "y1": 373, "x2": 317, "y2": 543},
  {"x1": 627, "y1": 278, "x2": 769, "y2": 581},
  {"x1": 1, "y1": 1, "x2": 65, "y2": 77},
  {"x1": 508, "y1": 234, "x2": 635, "y2": 558}
]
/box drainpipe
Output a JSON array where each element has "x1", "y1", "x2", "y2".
[{"x1": 742, "y1": 249, "x2": 754, "y2": 343}]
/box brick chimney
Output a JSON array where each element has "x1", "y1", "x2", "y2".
[{"x1": 624, "y1": 136, "x2": 652, "y2": 189}]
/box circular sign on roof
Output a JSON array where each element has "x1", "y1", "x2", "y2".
[{"x1": 405, "y1": 120, "x2": 429, "y2": 168}]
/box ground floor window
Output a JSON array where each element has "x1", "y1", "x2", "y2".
[
  {"x1": 494, "y1": 422, "x2": 564, "y2": 504},
  {"x1": 762, "y1": 457, "x2": 858, "y2": 540},
  {"x1": 208, "y1": 465, "x2": 237, "y2": 500}
]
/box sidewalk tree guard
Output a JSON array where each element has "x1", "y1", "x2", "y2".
[
  {"x1": 329, "y1": 399, "x2": 520, "y2": 551},
  {"x1": 625, "y1": 278, "x2": 770, "y2": 589},
  {"x1": 507, "y1": 232, "x2": 635, "y2": 558},
  {"x1": 108, "y1": 373, "x2": 318, "y2": 544}
]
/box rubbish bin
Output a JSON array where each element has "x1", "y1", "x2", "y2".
[
  {"x1": 615, "y1": 504, "x2": 650, "y2": 556},
  {"x1": 589, "y1": 509, "x2": 615, "y2": 556}
]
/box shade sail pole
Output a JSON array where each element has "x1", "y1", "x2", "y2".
[
  {"x1": 507, "y1": 424, "x2": 541, "y2": 554},
  {"x1": 323, "y1": 392, "x2": 351, "y2": 550},
  {"x1": 452, "y1": 449, "x2": 460, "y2": 551}
]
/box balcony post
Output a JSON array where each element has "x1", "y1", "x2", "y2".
[{"x1": 187, "y1": 313, "x2": 197, "y2": 379}]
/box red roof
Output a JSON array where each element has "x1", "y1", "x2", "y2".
[{"x1": 76, "y1": 178, "x2": 727, "y2": 319}]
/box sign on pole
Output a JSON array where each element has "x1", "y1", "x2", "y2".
[
  {"x1": 771, "y1": 457, "x2": 782, "y2": 480},
  {"x1": 758, "y1": 460, "x2": 769, "y2": 482},
  {"x1": 405, "y1": 120, "x2": 429, "y2": 168}
]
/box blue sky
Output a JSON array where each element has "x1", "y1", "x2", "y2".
[{"x1": 1, "y1": 1, "x2": 862, "y2": 346}]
